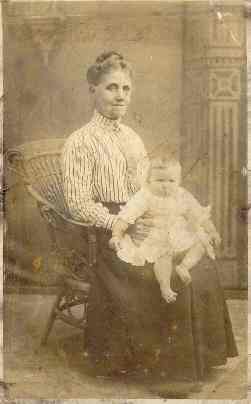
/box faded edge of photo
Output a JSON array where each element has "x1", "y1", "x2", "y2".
[
  {"x1": 0, "y1": 1, "x2": 248, "y2": 403},
  {"x1": 0, "y1": 0, "x2": 3, "y2": 390},
  {"x1": 248, "y1": 1, "x2": 251, "y2": 398}
]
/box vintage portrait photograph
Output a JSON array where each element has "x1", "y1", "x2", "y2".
[{"x1": 2, "y1": 0, "x2": 248, "y2": 400}]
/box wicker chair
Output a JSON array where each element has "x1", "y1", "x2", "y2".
[{"x1": 6, "y1": 139, "x2": 96, "y2": 346}]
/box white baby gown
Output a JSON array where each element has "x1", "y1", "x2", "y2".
[{"x1": 117, "y1": 187, "x2": 215, "y2": 266}]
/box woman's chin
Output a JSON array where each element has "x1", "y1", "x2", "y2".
[
  {"x1": 112, "y1": 113, "x2": 126, "y2": 120},
  {"x1": 100, "y1": 111, "x2": 126, "y2": 120},
  {"x1": 110, "y1": 108, "x2": 128, "y2": 119}
]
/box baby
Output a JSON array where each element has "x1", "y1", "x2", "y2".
[{"x1": 110, "y1": 157, "x2": 221, "y2": 304}]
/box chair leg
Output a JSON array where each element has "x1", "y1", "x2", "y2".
[
  {"x1": 40, "y1": 290, "x2": 64, "y2": 346},
  {"x1": 82, "y1": 302, "x2": 89, "y2": 352}
]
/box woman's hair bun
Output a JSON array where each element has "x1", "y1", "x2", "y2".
[
  {"x1": 96, "y1": 51, "x2": 124, "y2": 64},
  {"x1": 87, "y1": 51, "x2": 132, "y2": 85}
]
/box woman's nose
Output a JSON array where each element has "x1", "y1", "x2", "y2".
[{"x1": 116, "y1": 88, "x2": 124, "y2": 100}]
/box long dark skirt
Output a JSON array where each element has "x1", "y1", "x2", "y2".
[{"x1": 85, "y1": 215, "x2": 238, "y2": 381}]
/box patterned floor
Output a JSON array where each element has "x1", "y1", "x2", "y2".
[{"x1": 3, "y1": 294, "x2": 248, "y2": 400}]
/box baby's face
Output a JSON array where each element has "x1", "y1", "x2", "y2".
[
  {"x1": 148, "y1": 173, "x2": 179, "y2": 197},
  {"x1": 163, "y1": 176, "x2": 179, "y2": 196},
  {"x1": 147, "y1": 159, "x2": 181, "y2": 197}
]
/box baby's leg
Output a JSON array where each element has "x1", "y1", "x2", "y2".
[
  {"x1": 154, "y1": 254, "x2": 177, "y2": 303},
  {"x1": 176, "y1": 242, "x2": 205, "y2": 285}
]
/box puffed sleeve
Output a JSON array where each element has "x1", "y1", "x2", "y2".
[
  {"x1": 135, "y1": 136, "x2": 149, "y2": 187},
  {"x1": 62, "y1": 131, "x2": 117, "y2": 230},
  {"x1": 123, "y1": 125, "x2": 149, "y2": 188}
]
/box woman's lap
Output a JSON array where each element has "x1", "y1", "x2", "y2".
[{"x1": 85, "y1": 230, "x2": 238, "y2": 380}]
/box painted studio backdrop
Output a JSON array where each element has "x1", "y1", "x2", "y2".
[{"x1": 3, "y1": 1, "x2": 247, "y2": 290}]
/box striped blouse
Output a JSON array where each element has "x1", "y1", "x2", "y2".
[{"x1": 62, "y1": 110, "x2": 148, "y2": 230}]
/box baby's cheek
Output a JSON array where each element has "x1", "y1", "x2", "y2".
[
  {"x1": 164, "y1": 184, "x2": 172, "y2": 194},
  {"x1": 169, "y1": 183, "x2": 178, "y2": 193},
  {"x1": 127, "y1": 155, "x2": 137, "y2": 167}
]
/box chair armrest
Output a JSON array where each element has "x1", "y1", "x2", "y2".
[
  {"x1": 28, "y1": 185, "x2": 92, "y2": 228},
  {"x1": 87, "y1": 227, "x2": 97, "y2": 267},
  {"x1": 5, "y1": 149, "x2": 27, "y2": 180}
]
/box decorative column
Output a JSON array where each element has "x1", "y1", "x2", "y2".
[
  {"x1": 26, "y1": 16, "x2": 67, "y2": 67},
  {"x1": 182, "y1": 2, "x2": 247, "y2": 288}
]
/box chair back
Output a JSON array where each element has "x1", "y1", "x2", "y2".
[
  {"x1": 7, "y1": 138, "x2": 96, "y2": 273},
  {"x1": 7, "y1": 138, "x2": 71, "y2": 218}
]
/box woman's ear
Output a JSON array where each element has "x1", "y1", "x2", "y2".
[{"x1": 89, "y1": 85, "x2": 96, "y2": 94}]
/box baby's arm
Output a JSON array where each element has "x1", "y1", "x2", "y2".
[
  {"x1": 181, "y1": 188, "x2": 221, "y2": 247},
  {"x1": 110, "y1": 189, "x2": 149, "y2": 250},
  {"x1": 201, "y1": 218, "x2": 221, "y2": 247},
  {"x1": 118, "y1": 188, "x2": 149, "y2": 225}
]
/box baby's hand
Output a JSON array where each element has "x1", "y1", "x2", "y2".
[
  {"x1": 109, "y1": 236, "x2": 122, "y2": 251},
  {"x1": 212, "y1": 232, "x2": 221, "y2": 248},
  {"x1": 203, "y1": 221, "x2": 221, "y2": 248}
]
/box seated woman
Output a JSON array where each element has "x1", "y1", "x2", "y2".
[{"x1": 61, "y1": 51, "x2": 237, "y2": 388}]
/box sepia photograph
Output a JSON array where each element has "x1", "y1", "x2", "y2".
[{"x1": 2, "y1": 0, "x2": 248, "y2": 399}]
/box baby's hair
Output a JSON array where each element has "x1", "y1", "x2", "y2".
[
  {"x1": 86, "y1": 51, "x2": 133, "y2": 85},
  {"x1": 150, "y1": 155, "x2": 180, "y2": 170},
  {"x1": 146, "y1": 155, "x2": 182, "y2": 184}
]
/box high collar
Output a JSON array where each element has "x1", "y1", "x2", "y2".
[{"x1": 91, "y1": 110, "x2": 121, "y2": 134}]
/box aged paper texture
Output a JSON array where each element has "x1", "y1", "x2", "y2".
[{"x1": 1, "y1": 0, "x2": 248, "y2": 400}]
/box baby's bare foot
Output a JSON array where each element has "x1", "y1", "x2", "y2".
[
  {"x1": 176, "y1": 265, "x2": 191, "y2": 285},
  {"x1": 161, "y1": 288, "x2": 177, "y2": 304}
]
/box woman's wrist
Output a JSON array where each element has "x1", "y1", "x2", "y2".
[{"x1": 105, "y1": 214, "x2": 119, "y2": 231}]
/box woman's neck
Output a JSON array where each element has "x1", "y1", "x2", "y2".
[{"x1": 94, "y1": 109, "x2": 121, "y2": 122}]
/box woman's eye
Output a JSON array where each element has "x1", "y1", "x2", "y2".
[{"x1": 106, "y1": 84, "x2": 117, "y2": 91}]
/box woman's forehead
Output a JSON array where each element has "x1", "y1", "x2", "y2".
[{"x1": 100, "y1": 69, "x2": 132, "y2": 85}]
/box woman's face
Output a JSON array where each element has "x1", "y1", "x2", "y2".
[{"x1": 91, "y1": 69, "x2": 132, "y2": 120}]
